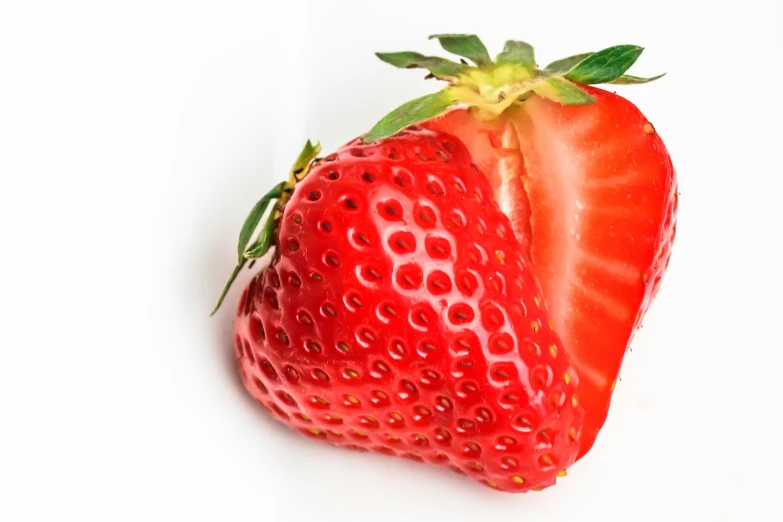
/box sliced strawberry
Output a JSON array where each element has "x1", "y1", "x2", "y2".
[
  {"x1": 426, "y1": 85, "x2": 678, "y2": 457},
  {"x1": 367, "y1": 35, "x2": 678, "y2": 458}
]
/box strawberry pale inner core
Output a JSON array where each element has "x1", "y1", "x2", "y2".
[
  {"x1": 423, "y1": 93, "x2": 671, "y2": 458},
  {"x1": 425, "y1": 104, "x2": 610, "y2": 346}
]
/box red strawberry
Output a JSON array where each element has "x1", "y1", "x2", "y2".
[
  {"x1": 368, "y1": 35, "x2": 678, "y2": 458},
  {"x1": 214, "y1": 128, "x2": 584, "y2": 492}
]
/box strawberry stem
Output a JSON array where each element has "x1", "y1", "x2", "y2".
[{"x1": 364, "y1": 36, "x2": 665, "y2": 143}]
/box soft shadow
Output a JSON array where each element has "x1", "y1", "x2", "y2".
[{"x1": 176, "y1": 136, "x2": 275, "y2": 408}]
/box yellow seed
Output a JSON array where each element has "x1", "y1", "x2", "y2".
[
  {"x1": 643, "y1": 121, "x2": 655, "y2": 134},
  {"x1": 534, "y1": 296, "x2": 541, "y2": 308},
  {"x1": 572, "y1": 394, "x2": 579, "y2": 408},
  {"x1": 511, "y1": 475, "x2": 525, "y2": 484},
  {"x1": 549, "y1": 345, "x2": 557, "y2": 357},
  {"x1": 557, "y1": 469, "x2": 568, "y2": 477},
  {"x1": 569, "y1": 426, "x2": 577, "y2": 441},
  {"x1": 345, "y1": 369, "x2": 358, "y2": 378},
  {"x1": 300, "y1": 413, "x2": 310, "y2": 421},
  {"x1": 530, "y1": 320, "x2": 540, "y2": 333},
  {"x1": 564, "y1": 372, "x2": 571, "y2": 385},
  {"x1": 470, "y1": 462, "x2": 484, "y2": 472},
  {"x1": 308, "y1": 428, "x2": 322, "y2": 435},
  {"x1": 387, "y1": 433, "x2": 400, "y2": 441},
  {"x1": 329, "y1": 430, "x2": 343, "y2": 437},
  {"x1": 390, "y1": 412, "x2": 403, "y2": 421},
  {"x1": 548, "y1": 321, "x2": 554, "y2": 331},
  {"x1": 611, "y1": 380, "x2": 617, "y2": 391},
  {"x1": 495, "y1": 251, "x2": 506, "y2": 265},
  {"x1": 532, "y1": 487, "x2": 544, "y2": 492},
  {"x1": 354, "y1": 430, "x2": 367, "y2": 438},
  {"x1": 487, "y1": 480, "x2": 499, "y2": 489},
  {"x1": 345, "y1": 394, "x2": 359, "y2": 404}
]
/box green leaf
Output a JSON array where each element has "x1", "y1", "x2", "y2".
[
  {"x1": 610, "y1": 72, "x2": 666, "y2": 84},
  {"x1": 236, "y1": 195, "x2": 274, "y2": 263},
  {"x1": 544, "y1": 52, "x2": 593, "y2": 75},
  {"x1": 565, "y1": 45, "x2": 644, "y2": 84},
  {"x1": 211, "y1": 140, "x2": 321, "y2": 316},
  {"x1": 289, "y1": 139, "x2": 322, "y2": 182},
  {"x1": 210, "y1": 259, "x2": 246, "y2": 316},
  {"x1": 429, "y1": 34, "x2": 491, "y2": 67},
  {"x1": 496, "y1": 40, "x2": 535, "y2": 68},
  {"x1": 376, "y1": 51, "x2": 467, "y2": 78},
  {"x1": 235, "y1": 183, "x2": 284, "y2": 263},
  {"x1": 531, "y1": 76, "x2": 596, "y2": 105},
  {"x1": 243, "y1": 212, "x2": 277, "y2": 259},
  {"x1": 212, "y1": 182, "x2": 283, "y2": 316},
  {"x1": 363, "y1": 90, "x2": 456, "y2": 143}
]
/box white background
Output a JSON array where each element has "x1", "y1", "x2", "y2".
[{"x1": 2, "y1": 1, "x2": 782, "y2": 520}]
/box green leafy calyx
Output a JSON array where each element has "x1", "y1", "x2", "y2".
[
  {"x1": 210, "y1": 140, "x2": 321, "y2": 316},
  {"x1": 364, "y1": 36, "x2": 664, "y2": 142}
]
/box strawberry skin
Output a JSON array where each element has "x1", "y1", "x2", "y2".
[
  {"x1": 233, "y1": 128, "x2": 584, "y2": 492},
  {"x1": 425, "y1": 85, "x2": 678, "y2": 458}
]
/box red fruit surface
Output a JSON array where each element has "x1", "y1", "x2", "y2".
[
  {"x1": 233, "y1": 128, "x2": 584, "y2": 492},
  {"x1": 425, "y1": 85, "x2": 678, "y2": 457}
]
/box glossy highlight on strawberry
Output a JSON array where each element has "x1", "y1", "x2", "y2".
[{"x1": 232, "y1": 128, "x2": 584, "y2": 492}]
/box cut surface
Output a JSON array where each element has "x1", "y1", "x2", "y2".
[{"x1": 425, "y1": 85, "x2": 678, "y2": 457}]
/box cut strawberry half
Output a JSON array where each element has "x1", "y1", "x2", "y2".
[{"x1": 366, "y1": 35, "x2": 678, "y2": 459}]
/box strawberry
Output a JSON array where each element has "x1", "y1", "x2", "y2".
[
  {"x1": 213, "y1": 128, "x2": 584, "y2": 492},
  {"x1": 368, "y1": 35, "x2": 678, "y2": 458}
]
